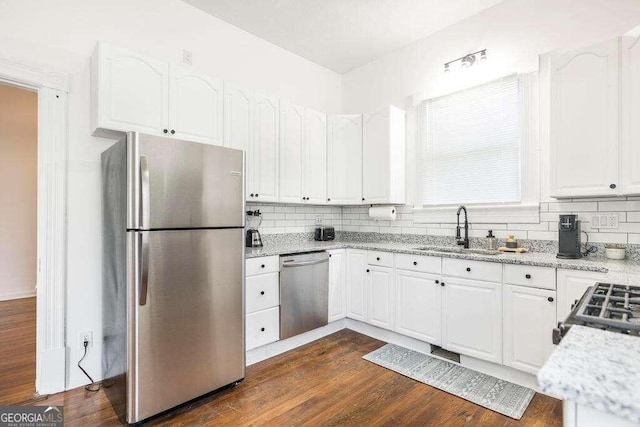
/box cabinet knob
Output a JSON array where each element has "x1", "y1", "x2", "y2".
[
  {"x1": 366, "y1": 269, "x2": 370, "y2": 273},
  {"x1": 261, "y1": 327, "x2": 265, "y2": 332},
  {"x1": 327, "y1": 198, "x2": 331, "y2": 202},
  {"x1": 170, "y1": 129, "x2": 176, "y2": 135},
  {"x1": 413, "y1": 261, "x2": 418, "y2": 266},
  {"x1": 260, "y1": 291, "x2": 265, "y2": 295},
  {"x1": 548, "y1": 297, "x2": 554, "y2": 302},
  {"x1": 329, "y1": 254, "x2": 332, "y2": 257},
  {"x1": 261, "y1": 264, "x2": 265, "y2": 268},
  {"x1": 435, "y1": 279, "x2": 439, "y2": 284},
  {"x1": 163, "y1": 129, "x2": 168, "y2": 134},
  {"x1": 610, "y1": 183, "x2": 617, "y2": 189},
  {"x1": 255, "y1": 194, "x2": 259, "y2": 197},
  {"x1": 376, "y1": 257, "x2": 380, "y2": 261},
  {"x1": 250, "y1": 193, "x2": 255, "y2": 197},
  {"x1": 466, "y1": 267, "x2": 471, "y2": 272},
  {"x1": 440, "y1": 282, "x2": 445, "y2": 287},
  {"x1": 525, "y1": 274, "x2": 531, "y2": 279},
  {"x1": 362, "y1": 198, "x2": 365, "y2": 201}
]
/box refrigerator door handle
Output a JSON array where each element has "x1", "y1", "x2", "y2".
[
  {"x1": 140, "y1": 155, "x2": 150, "y2": 230},
  {"x1": 140, "y1": 231, "x2": 150, "y2": 306}
]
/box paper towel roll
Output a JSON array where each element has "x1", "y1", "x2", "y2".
[{"x1": 369, "y1": 206, "x2": 396, "y2": 220}]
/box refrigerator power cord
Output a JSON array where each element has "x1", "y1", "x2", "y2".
[{"x1": 78, "y1": 339, "x2": 101, "y2": 392}]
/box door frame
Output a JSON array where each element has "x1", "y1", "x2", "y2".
[{"x1": 0, "y1": 56, "x2": 69, "y2": 394}]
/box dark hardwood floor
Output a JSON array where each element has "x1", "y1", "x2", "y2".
[{"x1": 0, "y1": 299, "x2": 562, "y2": 426}]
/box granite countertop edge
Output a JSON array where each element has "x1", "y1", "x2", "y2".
[
  {"x1": 537, "y1": 325, "x2": 640, "y2": 423},
  {"x1": 245, "y1": 240, "x2": 640, "y2": 274}
]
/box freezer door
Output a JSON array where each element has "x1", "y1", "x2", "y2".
[
  {"x1": 129, "y1": 229, "x2": 244, "y2": 423},
  {"x1": 128, "y1": 132, "x2": 245, "y2": 230}
]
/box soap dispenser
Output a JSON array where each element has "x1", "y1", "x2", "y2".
[{"x1": 486, "y1": 230, "x2": 498, "y2": 251}]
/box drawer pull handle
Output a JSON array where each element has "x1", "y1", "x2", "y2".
[
  {"x1": 548, "y1": 297, "x2": 554, "y2": 302},
  {"x1": 260, "y1": 291, "x2": 265, "y2": 295},
  {"x1": 466, "y1": 267, "x2": 471, "y2": 272},
  {"x1": 413, "y1": 261, "x2": 418, "y2": 266},
  {"x1": 260, "y1": 327, "x2": 265, "y2": 332},
  {"x1": 525, "y1": 274, "x2": 531, "y2": 279}
]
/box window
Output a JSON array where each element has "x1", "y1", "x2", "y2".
[{"x1": 420, "y1": 75, "x2": 521, "y2": 206}]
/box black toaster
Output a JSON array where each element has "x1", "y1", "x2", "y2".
[{"x1": 314, "y1": 226, "x2": 335, "y2": 241}]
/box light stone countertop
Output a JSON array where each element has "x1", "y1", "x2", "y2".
[
  {"x1": 537, "y1": 325, "x2": 640, "y2": 424},
  {"x1": 246, "y1": 239, "x2": 640, "y2": 280}
]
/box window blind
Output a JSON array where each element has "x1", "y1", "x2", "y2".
[{"x1": 421, "y1": 75, "x2": 521, "y2": 206}]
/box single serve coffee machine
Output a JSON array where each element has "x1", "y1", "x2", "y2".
[{"x1": 557, "y1": 214, "x2": 581, "y2": 259}]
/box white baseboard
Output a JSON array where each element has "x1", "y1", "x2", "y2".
[
  {"x1": 0, "y1": 290, "x2": 36, "y2": 301},
  {"x1": 37, "y1": 347, "x2": 65, "y2": 394}
]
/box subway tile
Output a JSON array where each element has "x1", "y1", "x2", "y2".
[
  {"x1": 628, "y1": 234, "x2": 640, "y2": 244},
  {"x1": 471, "y1": 223, "x2": 508, "y2": 230},
  {"x1": 599, "y1": 201, "x2": 640, "y2": 212},
  {"x1": 539, "y1": 202, "x2": 549, "y2": 212},
  {"x1": 285, "y1": 213, "x2": 306, "y2": 220},
  {"x1": 627, "y1": 212, "x2": 640, "y2": 222},
  {"x1": 507, "y1": 222, "x2": 548, "y2": 231},
  {"x1": 295, "y1": 206, "x2": 315, "y2": 213},
  {"x1": 427, "y1": 228, "x2": 454, "y2": 236},
  {"x1": 585, "y1": 233, "x2": 627, "y2": 244},
  {"x1": 548, "y1": 202, "x2": 598, "y2": 212},
  {"x1": 528, "y1": 231, "x2": 558, "y2": 240},
  {"x1": 402, "y1": 227, "x2": 427, "y2": 235}
]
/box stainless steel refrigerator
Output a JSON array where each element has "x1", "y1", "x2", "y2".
[{"x1": 102, "y1": 132, "x2": 245, "y2": 424}]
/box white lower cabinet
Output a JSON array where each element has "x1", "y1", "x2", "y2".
[
  {"x1": 366, "y1": 265, "x2": 394, "y2": 330},
  {"x1": 503, "y1": 284, "x2": 557, "y2": 374},
  {"x1": 395, "y1": 269, "x2": 442, "y2": 344},
  {"x1": 246, "y1": 307, "x2": 280, "y2": 351},
  {"x1": 346, "y1": 249, "x2": 367, "y2": 321},
  {"x1": 557, "y1": 269, "x2": 607, "y2": 320},
  {"x1": 328, "y1": 249, "x2": 346, "y2": 322},
  {"x1": 441, "y1": 277, "x2": 503, "y2": 364}
]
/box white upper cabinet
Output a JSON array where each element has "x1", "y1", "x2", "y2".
[
  {"x1": 279, "y1": 102, "x2": 305, "y2": 203},
  {"x1": 252, "y1": 93, "x2": 280, "y2": 203},
  {"x1": 621, "y1": 33, "x2": 640, "y2": 195},
  {"x1": 91, "y1": 42, "x2": 169, "y2": 137},
  {"x1": 549, "y1": 38, "x2": 620, "y2": 198},
  {"x1": 362, "y1": 106, "x2": 406, "y2": 204},
  {"x1": 169, "y1": 65, "x2": 223, "y2": 145},
  {"x1": 327, "y1": 114, "x2": 363, "y2": 205},
  {"x1": 223, "y1": 82, "x2": 254, "y2": 192},
  {"x1": 304, "y1": 109, "x2": 327, "y2": 204}
]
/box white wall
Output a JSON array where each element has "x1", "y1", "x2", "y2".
[
  {"x1": 0, "y1": 83, "x2": 38, "y2": 301},
  {"x1": 0, "y1": 0, "x2": 342, "y2": 389},
  {"x1": 342, "y1": 0, "x2": 640, "y2": 112}
]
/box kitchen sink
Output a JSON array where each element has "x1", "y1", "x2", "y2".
[{"x1": 413, "y1": 246, "x2": 501, "y2": 256}]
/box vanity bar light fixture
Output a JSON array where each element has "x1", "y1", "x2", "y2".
[{"x1": 444, "y1": 49, "x2": 487, "y2": 73}]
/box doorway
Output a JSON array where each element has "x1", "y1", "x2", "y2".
[{"x1": 0, "y1": 82, "x2": 38, "y2": 404}]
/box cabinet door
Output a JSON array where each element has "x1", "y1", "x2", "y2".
[
  {"x1": 621, "y1": 34, "x2": 640, "y2": 195},
  {"x1": 395, "y1": 269, "x2": 441, "y2": 344},
  {"x1": 367, "y1": 265, "x2": 395, "y2": 330},
  {"x1": 327, "y1": 114, "x2": 363, "y2": 204},
  {"x1": 503, "y1": 285, "x2": 556, "y2": 374},
  {"x1": 442, "y1": 277, "x2": 502, "y2": 364},
  {"x1": 304, "y1": 108, "x2": 327, "y2": 204},
  {"x1": 363, "y1": 109, "x2": 390, "y2": 203},
  {"x1": 95, "y1": 43, "x2": 169, "y2": 136},
  {"x1": 346, "y1": 249, "x2": 367, "y2": 321},
  {"x1": 223, "y1": 83, "x2": 254, "y2": 197},
  {"x1": 556, "y1": 269, "x2": 606, "y2": 320},
  {"x1": 253, "y1": 93, "x2": 279, "y2": 202},
  {"x1": 328, "y1": 250, "x2": 346, "y2": 322},
  {"x1": 169, "y1": 66, "x2": 223, "y2": 145},
  {"x1": 549, "y1": 39, "x2": 619, "y2": 197},
  {"x1": 279, "y1": 102, "x2": 305, "y2": 203}
]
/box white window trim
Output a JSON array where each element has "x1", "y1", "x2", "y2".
[{"x1": 412, "y1": 72, "x2": 541, "y2": 224}]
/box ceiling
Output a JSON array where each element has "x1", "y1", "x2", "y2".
[{"x1": 182, "y1": 0, "x2": 506, "y2": 74}]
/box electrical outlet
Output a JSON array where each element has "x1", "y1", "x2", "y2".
[
  {"x1": 591, "y1": 214, "x2": 618, "y2": 229},
  {"x1": 182, "y1": 49, "x2": 192, "y2": 66},
  {"x1": 78, "y1": 331, "x2": 93, "y2": 348},
  {"x1": 315, "y1": 215, "x2": 322, "y2": 224}
]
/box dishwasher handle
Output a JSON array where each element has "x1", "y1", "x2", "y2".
[{"x1": 281, "y1": 258, "x2": 328, "y2": 268}]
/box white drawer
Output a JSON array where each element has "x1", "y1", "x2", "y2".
[
  {"x1": 246, "y1": 307, "x2": 279, "y2": 350},
  {"x1": 367, "y1": 250, "x2": 394, "y2": 268},
  {"x1": 442, "y1": 258, "x2": 502, "y2": 283},
  {"x1": 246, "y1": 272, "x2": 280, "y2": 314},
  {"x1": 246, "y1": 256, "x2": 279, "y2": 276},
  {"x1": 504, "y1": 264, "x2": 556, "y2": 290},
  {"x1": 394, "y1": 253, "x2": 441, "y2": 274}
]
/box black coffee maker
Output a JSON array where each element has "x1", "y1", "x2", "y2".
[{"x1": 557, "y1": 214, "x2": 581, "y2": 259}]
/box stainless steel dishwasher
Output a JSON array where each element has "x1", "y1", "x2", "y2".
[{"x1": 280, "y1": 251, "x2": 329, "y2": 339}]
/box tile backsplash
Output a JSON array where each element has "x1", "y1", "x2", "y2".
[{"x1": 249, "y1": 197, "x2": 640, "y2": 247}]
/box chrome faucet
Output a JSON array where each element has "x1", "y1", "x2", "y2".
[{"x1": 456, "y1": 205, "x2": 469, "y2": 249}]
